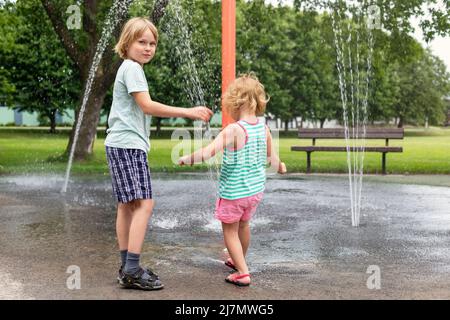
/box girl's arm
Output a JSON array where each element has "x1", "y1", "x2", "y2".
[
  {"x1": 132, "y1": 91, "x2": 213, "y2": 122},
  {"x1": 266, "y1": 126, "x2": 287, "y2": 174},
  {"x1": 178, "y1": 124, "x2": 239, "y2": 165}
]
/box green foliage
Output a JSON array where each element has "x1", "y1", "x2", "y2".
[
  {"x1": 0, "y1": 2, "x2": 20, "y2": 105},
  {"x1": 0, "y1": 0, "x2": 80, "y2": 129},
  {"x1": 1, "y1": 0, "x2": 449, "y2": 132},
  {"x1": 393, "y1": 50, "x2": 450, "y2": 126}
]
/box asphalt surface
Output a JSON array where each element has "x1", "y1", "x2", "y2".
[{"x1": 0, "y1": 173, "x2": 449, "y2": 299}]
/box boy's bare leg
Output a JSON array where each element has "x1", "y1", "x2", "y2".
[
  {"x1": 128, "y1": 199, "x2": 154, "y2": 254},
  {"x1": 116, "y1": 202, "x2": 135, "y2": 251},
  {"x1": 222, "y1": 222, "x2": 250, "y2": 277},
  {"x1": 238, "y1": 221, "x2": 251, "y2": 257}
]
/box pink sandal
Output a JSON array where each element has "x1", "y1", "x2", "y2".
[
  {"x1": 225, "y1": 273, "x2": 251, "y2": 287},
  {"x1": 224, "y1": 258, "x2": 238, "y2": 271}
]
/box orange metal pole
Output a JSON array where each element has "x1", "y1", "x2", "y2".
[{"x1": 222, "y1": 0, "x2": 235, "y2": 129}]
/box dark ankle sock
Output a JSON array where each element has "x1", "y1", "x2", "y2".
[
  {"x1": 124, "y1": 252, "x2": 140, "y2": 275},
  {"x1": 120, "y1": 250, "x2": 128, "y2": 268}
]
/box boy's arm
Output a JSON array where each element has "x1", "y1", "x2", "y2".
[
  {"x1": 266, "y1": 126, "x2": 287, "y2": 174},
  {"x1": 179, "y1": 125, "x2": 237, "y2": 165},
  {"x1": 132, "y1": 91, "x2": 213, "y2": 122}
]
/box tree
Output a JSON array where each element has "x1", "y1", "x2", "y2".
[
  {"x1": 3, "y1": 1, "x2": 80, "y2": 133},
  {"x1": 293, "y1": 0, "x2": 450, "y2": 41},
  {"x1": 289, "y1": 10, "x2": 340, "y2": 128},
  {"x1": 236, "y1": 0, "x2": 295, "y2": 130},
  {"x1": 392, "y1": 49, "x2": 450, "y2": 128},
  {"x1": 0, "y1": 1, "x2": 18, "y2": 106}
]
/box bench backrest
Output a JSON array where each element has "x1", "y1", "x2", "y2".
[{"x1": 298, "y1": 128, "x2": 404, "y2": 139}]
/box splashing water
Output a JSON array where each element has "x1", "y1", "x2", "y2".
[
  {"x1": 164, "y1": 0, "x2": 221, "y2": 189},
  {"x1": 330, "y1": 0, "x2": 374, "y2": 226},
  {"x1": 164, "y1": 0, "x2": 207, "y2": 111},
  {"x1": 62, "y1": 0, "x2": 134, "y2": 193}
]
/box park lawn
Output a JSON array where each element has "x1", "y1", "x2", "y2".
[
  {"x1": 0, "y1": 131, "x2": 211, "y2": 175},
  {"x1": 282, "y1": 135, "x2": 450, "y2": 174},
  {"x1": 282, "y1": 127, "x2": 450, "y2": 174},
  {"x1": 0, "y1": 128, "x2": 449, "y2": 175}
]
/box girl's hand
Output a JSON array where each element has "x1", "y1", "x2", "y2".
[
  {"x1": 178, "y1": 155, "x2": 192, "y2": 166},
  {"x1": 188, "y1": 106, "x2": 213, "y2": 122},
  {"x1": 278, "y1": 162, "x2": 287, "y2": 174}
]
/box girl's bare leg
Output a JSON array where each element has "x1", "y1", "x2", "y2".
[
  {"x1": 222, "y1": 222, "x2": 250, "y2": 281},
  {"x1": 238, "y1": 220, "x2": 251, "y2": 257}
]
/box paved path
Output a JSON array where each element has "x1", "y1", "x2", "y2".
[{"x1": 1, "y1": 174, "x2": 449, "y2": 299}]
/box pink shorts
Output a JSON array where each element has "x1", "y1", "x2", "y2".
[{"x1": 214, "y1": 192, "x2": 264, "y2": 224}]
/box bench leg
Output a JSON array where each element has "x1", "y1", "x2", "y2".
[
  {"x1": 382, "y1": 152, "x2": 387, "y2": 175},
  {"x1": 306, "y1": 152, "x2": 311, "y2": 174}
]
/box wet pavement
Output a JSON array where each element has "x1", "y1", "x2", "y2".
[{"x1": 0, "y1": 173, "x2": 449, "y2": 299}]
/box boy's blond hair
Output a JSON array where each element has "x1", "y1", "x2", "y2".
[
  {"x1": 114, "y1": 17, "x2": 159, "y2": 59},
  {"x1": 223, "y1": 73, "x2": 269, "y2": 116}
]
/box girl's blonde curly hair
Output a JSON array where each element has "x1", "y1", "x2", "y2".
[{"x1": 223, "y1": 73, "x2": 269, "y2": 116}]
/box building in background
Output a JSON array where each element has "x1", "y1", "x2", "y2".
[{"x1": 0, "y1": 105, "x2": 106, "y2": 126}]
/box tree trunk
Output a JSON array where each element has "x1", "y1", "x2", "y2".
[
  {"x1": 284, "y1": 120, "x2": 289, "y2": 132},
  {"x1": 155, "y1": 117, "x2": 162, "y2": 135},
  {"x1": 397, "y1": 117, "x2": 403, "y2": 128},
  {"x1": 320, "y1": 118, "x2": 326, "y2": 129},
  {"x1": 66, "y1": 77, "x2": 110, "y2": 160},
  {"x1": 49, "y1": 110, "x2": 56, "y2": 134}
]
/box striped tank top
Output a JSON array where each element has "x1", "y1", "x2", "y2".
[{"x1": 219, "y1": 119, "x2": 267, "y2": 200}]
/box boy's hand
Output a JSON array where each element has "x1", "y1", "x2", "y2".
[
  {"x1": 188, "y1": 106, "x2": 213, "y2": 122},
  {"x1": 178, "y1": 155, "x2": 192, "y2": 166},
  {"x1": 278, "y1": 162, "x2": 287, "y2": 174}
]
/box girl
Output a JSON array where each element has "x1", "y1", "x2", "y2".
[
  {"x1": 179, "y1": 74, "x2": 286, "y2": 286},
  {"x1": 105, "y1": 17, "x2": 212, "y2": 290}
]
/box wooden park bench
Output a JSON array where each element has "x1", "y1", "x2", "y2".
[{"x1": 290, "y1": 128, "x2": 404, "y2": 174}]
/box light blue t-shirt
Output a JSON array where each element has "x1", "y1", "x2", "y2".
[{"x1": 104, "y1": 59, "x2": 152, "y2": 153}]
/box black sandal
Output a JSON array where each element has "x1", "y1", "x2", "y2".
[
  {"x1": 118, "y1": 266, "x2": 160, "y2": 284},
  {"x1": 120, "y1": 268, "x2": 164, "y2": 290}
]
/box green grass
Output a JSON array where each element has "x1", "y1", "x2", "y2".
[{"x1": 0, "y1": 127, "x2": 449, "y2": 175}]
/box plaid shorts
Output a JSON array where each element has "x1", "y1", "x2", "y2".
[{"x1": 106, "y1": 146, "x2": 152, "y2": 203}]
